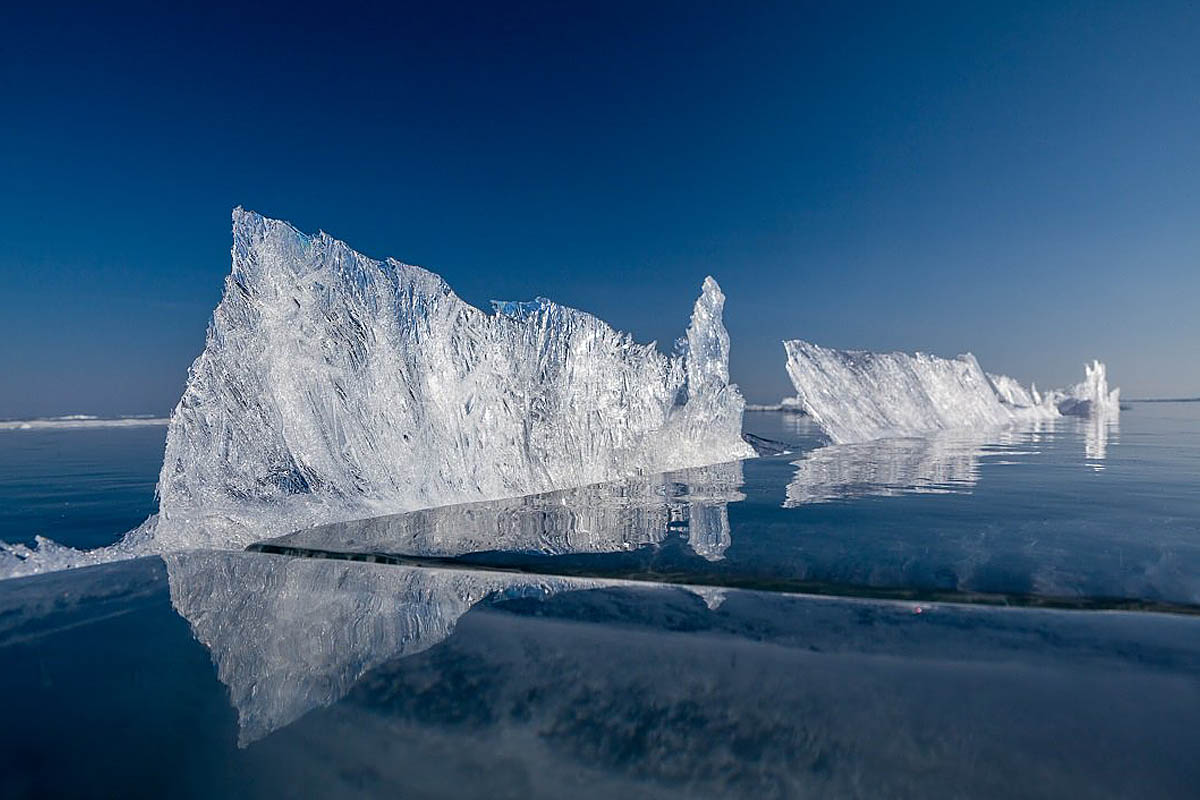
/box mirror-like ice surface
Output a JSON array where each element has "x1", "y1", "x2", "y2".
[
  {"x1": 165, "y1": 551, "x2": 613, "y2": 745},
  {"x1": 784, "y1": 431, "x2": 989, "y2": 505},
  {"x1": 3, "y1": 552, "x2": 1197, "y2": 798},
  {"x1": 783, "y1": 339, "x2": 1117, "y2": 444},
  {"x1": 152, "y1": 210, "x2": 751, "y2": 550},
  {"x1": 260, "y1": 461, "x2": 743, "y2": 563},
  {"x1": 239, "y1": 408, "x2": 1200, "y2": 611}
]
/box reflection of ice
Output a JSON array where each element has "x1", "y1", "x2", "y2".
[
  {"x1": 165, "y1": 463, "x2": 745, "y2": 744},
  {"x1": 1083, "y1": 413, "x2": 1118, "y2": 469},
  {"x1": 784, "y1": 431, "x2": 990, "y2": 506},
  {"x1": 265, "y1": 461, "x2": 744, "y2": 562},
  {"x1": 165, "y1": 551, "x2": 605, "y2": 745}
]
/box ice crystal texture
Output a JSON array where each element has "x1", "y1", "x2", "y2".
[
  {"x1": 151, "y1": 209, "x2": 752, "y2": 549},
  {"x1": 782, "y1": 340, "x2": 1054, "y2": 444},
  {"x1": 1047, "y1": 360, "x2": 1121, "y2": 417},
  {"x1": 782, "y1": 340, "x2": 1116, "y2": 444}
]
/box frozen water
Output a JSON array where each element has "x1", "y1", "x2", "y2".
[
  {"x1": 1047, "y1": 360, "x2": 1121, "y2": 417},
  {"x1": 783, "y1": 339, "x2": 1117, "y2": 444},
  {"x1": 782, "y1": 340, "x2": 1057, "y2": 444},
  {"x1": 153, "y1": 210, "x2": 755, "y2": 553},
  {"x1": 166, "y1": 551, "x2": 608, "y2": 744},
  {"x1": 785, "y1": 432, "x2": 988, "y2": 505},
  {"x1": 261, "y1": 460, "x2": 744, "y2": 563},
  {"x1": 1, "y1": 210, "x2": 752, "y2": 577},
  {"x1": 987, "y1": 373, "x2": 1041, "y2": 408}
]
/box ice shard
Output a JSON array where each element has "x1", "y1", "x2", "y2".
[
  {"x1": 782, "y1": 340, "x2": 1051, "y2": 444},
  {"x1": 1046, "y1": 360, "x2": 1121, "y2": 417},
  {"x1": 986, "y1": 373, "x2": 1041, "y2": 408},
  {"x1": 783, "y1": 339, "x2": 1117, "y2": 445},
  {"x1": 150, "y1": 209, "x2": 753, "y2": 550}
]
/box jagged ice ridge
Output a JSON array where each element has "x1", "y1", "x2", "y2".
[
  {"x1": 782, "y1": 340, "x2": 1118, "y2": 445},
  {"x1": 0, "y1": 209, "x2": 753, "y2": 576}
]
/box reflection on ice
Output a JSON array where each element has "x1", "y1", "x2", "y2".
[
  {"x1": 784, "y1": 432, "x2": 991, "y2": 506},
  {"x1": 165, "y1": 551, "x2": 607, "y2": 745},
  {"x1": 262, "y1": 462, "x2": 745, "y2": 563},
  {"x1": 165, "y1": 464, "x2": 747, "y2": 744},
  {"x1": 1083, "y1": 412, "x2": 1118, "y2": 469},
  {"x1": 155, "y1": 551, "x2": 1200, "y2": 798},
  {"x1": 784, "y1": 413, "x2": 1116, "y2": 505}
]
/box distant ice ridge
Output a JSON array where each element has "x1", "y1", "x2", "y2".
[
  {"x1": 144, "y1": 209, "x2": 752, "y2": 551},
  {"x1": 1045, "y1": 360, "x2": 1121, "y2": 418},
  {"x1": 745, "y1": 397, "x2": 806, "y2": 413},
  {"x1": 783, "y1": 340, "x2": 1118, "y2": 445},
  {"x1": 0, "y1": 415, "x2": 168, "y2": 431}
]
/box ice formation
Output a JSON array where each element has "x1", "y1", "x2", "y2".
[
  {"x1": 0, "y1": 415, "x2": 168, "y2": 431},
  {"x1": 745, "y1": 397, "x2": 806, "y2": 413},
  {"x1": 0, "y1": 210, "x2": 753, "y2": 578},
  {"x1": 1046, "y1": 360, "x2": 1121, "y2": 417},
  {"x1": 782, "y1": 340, "x2": 1055, "y2": 444},
  {"x1": 986, "y1": 373, "x2": 1041, "y2": 408},
  {"x1": 147, "y1": 209, "x2": 752, "y2": 550},
  {"x1": 783, "y1": 339, "x2": 1118, "y2": 444}
]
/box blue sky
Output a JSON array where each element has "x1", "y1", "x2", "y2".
[{"x1": 2, "y1": 1, "x2": 1197, "y2": 417}]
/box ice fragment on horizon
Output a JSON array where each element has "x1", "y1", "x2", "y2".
[
  {"x1": 1046, "y1": 360, "x2": 1121, "y2": 417},
  {"x1": 783, "y1": 339, "x2": 1118, "y2": 445}
]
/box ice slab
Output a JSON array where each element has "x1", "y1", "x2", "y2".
[
  {"x1": 0, "y1": 210, "x2": 752, "y2": 578},
  {"x1": 783, "y1": 339, "x2": 1116, "y2": 444},
  {"x1": 1047, "y1": 360, "x2": 1121, "y2": 417}
]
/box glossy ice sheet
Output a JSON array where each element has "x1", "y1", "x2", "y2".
[{"x1": 0, "y1": 553, "x2": 1197, "y2": 799}]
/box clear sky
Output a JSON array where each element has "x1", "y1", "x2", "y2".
[{"x1": 2, "y1": 1, "x2": 1197, "y2": 417}]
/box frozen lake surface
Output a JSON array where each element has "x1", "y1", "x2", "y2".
[{"x1": 1, "y1": 404, "x2": 1197, "y2": 797}]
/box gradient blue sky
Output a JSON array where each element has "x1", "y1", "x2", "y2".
[{"x1": 2, "y1": 1, "x2": 1197, "y2": 417}]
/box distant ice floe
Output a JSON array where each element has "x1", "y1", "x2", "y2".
[
  {"x1": 0, "y1": 415, "x2": 168, "y2": 431},
  {"x1": 745, "y1": 397, "x2": 806, "y2": 413},
  {"x1": 1, "y1": 210, "x2": 752, "y2": 578},
  {"x1": 782, "y1": 339, "x2": 1119, "y2": 445},
  {"x1": 1045, "y1": 360, "x2": 1121, "y2": 418}
]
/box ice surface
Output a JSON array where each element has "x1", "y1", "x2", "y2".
[
  {"x1": 783, "y1": 339, "x2": 1117, "y2": 444},
  {"x1": 149, "y1": 210, "x2": 751, "y2": 550},
  {"x1": 263, "y1": 461, "x2": 744, "y2": 563},
  {"x1": 745, "y1": 396, "x2": 806, "y2": 413},
  {"x1": 785, "y1": 433, "x2": 988, "y2": 505},
  {"x1": 987, "y1": 373, "x2": 1041, "y2": 408},
  {"x1": 166, "y1": 551, "x2": 606, "y2": 744}
]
